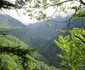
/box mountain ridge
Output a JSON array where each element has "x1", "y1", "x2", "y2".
[{"x1": 0, "y1": 14, "x2": 46, "y2": 49}]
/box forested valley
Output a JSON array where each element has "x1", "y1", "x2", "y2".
[{"x1": 0, "y1": 0, "x2": 85, "y2": 70}]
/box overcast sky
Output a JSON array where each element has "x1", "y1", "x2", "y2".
[
  {"x1": 0, "y1": 1, "x2": 75, "y2": 25},
  {"x1": 0, "y1": 0, "x2": 80, "y2": 25}
]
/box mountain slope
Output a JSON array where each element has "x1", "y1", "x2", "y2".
[
  {"x1": 28, "y1": 16, "x2": 68, "y2": 40},
  {"x1": 0, "y1": 34, "x2": 60, "y2": 70},
  {"x1": 0, "y1": 34, "x2": 28, "y2": 48},
  {"x1": 39, "y1": 36, "x2": 62, "y2": 67},
  {"x1": 0, "y1": 14, "x2": 46, "y2": 49}
]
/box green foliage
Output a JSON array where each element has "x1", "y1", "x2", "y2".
[
  {"x1": 29, "y1": 60, "x2": 59, "y2": 70},
  {"x1": 46, "y1": 22, "x2": 51, "y2": 27},
  {"x1": 54, "y1": 28, "x2": 85, "y2": 70},
  {"x1": 35, "y1": 10, "x2": 47, "y2": 20},
  {"x1": 0, "y1": 30, "x2": 59, "y2": 70},
  {"x1": 0, "y1": 34, "x2": 34, "y2": 70},
  {"x1": 50, "y1": 0, "x2": 60, "y2": 3},
  {"x1": 0, "y1": 34, "x2": 29, "y2": 48},
  {"x1": 34, "y1": 3, "x2": 40, "y2": 8},
  {"x1": 0, "y1": 54, "x2": 18, "y2": 70},
  {"x1": 73, "y1": 10, "x2": 85, "y2": 18},
  {"x1": 42, "y1": 0, "x2": 47, "y2": 3}
]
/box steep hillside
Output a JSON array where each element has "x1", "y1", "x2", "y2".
[
  {"x1": 0, "y1": 34, "x2": 60, "y2": 70},
  {"x1": 0, "y1": 34, "x2": 28, "y2": 48},
  {"x1": 39, "y1": 36, "x2": 62, "y2": 67},
  {"x1": 0, "y1": 14, "x2": 46, "y2": 49}
]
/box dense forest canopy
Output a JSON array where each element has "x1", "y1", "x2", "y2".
[{"x1": 0, "y1": 0, "x2": 85, "y2": 70}]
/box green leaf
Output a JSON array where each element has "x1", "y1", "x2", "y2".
[
  {"x1": 34, "y1": 3, "x2": 40, "y2": 8},
  {"x1": 42, "y1": 0, "x2": 47, "y2": 3},
  {"x1": 46, "y1": 22, "x2": 51, "y2": 27}
]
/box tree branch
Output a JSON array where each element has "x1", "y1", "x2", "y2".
[
  {"x1": 46, "y1": 0, "x2": 80, "y2": 7},
  {"x1": 74, "y1": 34, "x2": 85, "y2": 44},
  {"x1": 80, "y1": 0, "x2": 85, "y2": 5}
]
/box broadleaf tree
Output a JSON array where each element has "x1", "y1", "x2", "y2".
[{"x1": 54, "y1": 28, "x2": 85, "y2": 70}]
